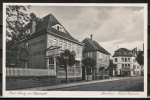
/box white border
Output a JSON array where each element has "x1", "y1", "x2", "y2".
[{"x1": 3, "y1": 3, "x2": 148, "y2": 98}]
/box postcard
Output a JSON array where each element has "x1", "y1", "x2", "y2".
[{"x1": 3, "y1": 3, "x2": 147, "y2": 98}]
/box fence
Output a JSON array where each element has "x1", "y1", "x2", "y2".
[
  {"x1": 6, "y1": 67, "x2": 56, "y2": 77},
  {"x1": 57, "y1": 71, "x2": 81, "y2": 78}
]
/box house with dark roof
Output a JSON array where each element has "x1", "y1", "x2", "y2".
[
  {"x1": 15, "y1": 13, "x2": 83, "y2": 81},
  {"x1": 112, "y1": 48, "x2": 142, "y2": 76},
  {"x1": 82, "y1": 35, "x2": 111, "y2": 80}
]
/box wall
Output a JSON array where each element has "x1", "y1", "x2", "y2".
[
  {"x1": 96, "y1": 51, "x2": 110, "y2": 66},
  {"x1": 83, "y1": 51, "x2": 97, "y2": 61},
  {"x1": 47, "y1": 33, "x2": 83, "y2": 61},
  {"x1": 47, "y1": 33, "x2": 83, "y2": 78},
  {"x1": 21, "y1": 33, "x2": 47, "y2": 69},
  {"x1": 96, "y1": 51, "x2": 110, "y2": 75},
  {"x1": 6, "y1": 76, "x2": 61, "y2": 90},
  {"x1": 82, "y1": 51, "x2": 110, "y2": 77}
]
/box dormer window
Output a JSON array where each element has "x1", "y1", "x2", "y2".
[
  {"x1": 52, "y1": 24, "x2": 67, "y2": 33},
  {"x1": 57, "y1": 26, "x2": 60, "y2": 30},
  {"x1": 56, "y1": 25, "x2": 63, "y2": 31},
  {"x1": 60, "y1": 27, "x2": 62, "y2": 31}
]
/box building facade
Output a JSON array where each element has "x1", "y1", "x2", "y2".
[
  {"x1": 112, "y1": 48, "x2": 142, "y2": 76},
  {"x1": 82, "y1": 35, "x2": 111, "y2": 80},
  {"x1": 18, "y1": 13, "x2": 83, "y2": 80}
]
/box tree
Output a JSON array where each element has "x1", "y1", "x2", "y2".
[
  {"x1": 82, "y1": 57, "x2": 96, "y2": 80},
  {"x1": 57, "y1": 49, "x2": 76, "y2": 83},
  {"x1": 136, "y1": 51, "x2": 144, "y2": 66},
  {"x1": 82, "y1": 57, "x2": 95, "y2": 68},
  {"x1": 107, "y1": 59, "x2": 117, "y2": 78},
  {"x1": 6, "y1": 5, "x2": 31, "y2": 66}
]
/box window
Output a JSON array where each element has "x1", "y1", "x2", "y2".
[
  {"x1": 88, "y1": 52, "x2": 92, "y2": 58},
  {"x1": 105, "y1": 55, "x2": 107, "y2": 61},
  {"x1": 77, "y1": 47, "x2": 80, "y2": 58},
  {"x1": 75, "y1": 61, "x2": 80, "y2": 67},
  {"x1": 26, "y1": 29, "x2": 30, "y2": 34},
  {"x1": 57, "y1": 26, "x2": 59, "y2": 30},
  {"x1": 128, "y1": 64, "x2": 130, "y2": 68},
  {"x1": 76, "y1": 67, "x2": 80, "y2": 73},
  {"x1": 48, "y1": 38, "x2": 53, "y2": 47},
  {"x1": 122, "y1": 64, "x2": 124, "y2": 68},
  {"x1": 56, "y1": 25, "x2": 64, "y2": 32},
  {"x1": 128, "y1": 58, "x2": 130, "y2": 61},
  {"x1": 59, "y1": 68, "x2": 65, "y2": 71},
  {"x1": 125, "y1": 58, "x2": 127, "y2": 62},
  {"x1": 115, "y1": 58, "x2": 117, "y2": 62},
  {"x1": 49, "y1": 58, "x2": 54, "y2": 70},
  {"x1": 53, "y1": 39, "x2": 58, "y2": 46},
  {"x1": 122, "y1": 58, "x2": 124, "y2": 62},
  {"x1": 68, "y1": 43, "x2": 71, "y2": 51},
  {"x1": 68, "y1": 67, "x2": 74, "y2": 72},
  {"x1": 99, "y1": 53, "x2": 102, "y2": 59},
  {"x1": 125, "y1": 64, "x2": 127, "y2": 68},
  {"x1": 59, "y1": 41, "x2": 63, "y2": 50},
  {"x1": 64, "y1": 41, "x2": 67, "y2": 50},
  {"x1": 25, "y1": 42, "x2": 28, "y2": 51},
  {"x1": 59, "y1": 27, "x2": 62, "y2": 31},
  {"x1": 133, "y1": 65, "x2": 136, "y2": 69},
  {"x1": 72, "y1": 44, "x2": 75, "y2": 52}
]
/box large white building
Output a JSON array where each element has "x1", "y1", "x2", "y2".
[{"x1": 112, "y1": 48, "x2": 142, "y2": 76}]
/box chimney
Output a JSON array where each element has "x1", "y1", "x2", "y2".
[
  {"x1": 30, "y1": 13, "x2": 37, "y2": 35},
  {"x1": 91, "y1": 34, "x2": 93, "y2": 41}
]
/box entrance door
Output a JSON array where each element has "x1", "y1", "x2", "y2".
[{"x1": 82, "y1": 67, "x2": 85, "y2": 80}]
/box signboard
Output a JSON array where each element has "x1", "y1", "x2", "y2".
[{"x1": 46, "y1": 46, "x2": 60, "y2": 57}]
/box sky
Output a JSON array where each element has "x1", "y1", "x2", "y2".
[{"x1": 24, "y1": 5, "x2": 144, "y2": 58}]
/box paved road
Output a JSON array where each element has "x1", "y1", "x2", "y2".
[{"x1": 50, "y1": 77, "x2": 144, "y2": 91}]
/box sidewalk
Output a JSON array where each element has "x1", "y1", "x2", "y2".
[{"x1": 19, "y1": 76, "x2": 137, "y2": 91}]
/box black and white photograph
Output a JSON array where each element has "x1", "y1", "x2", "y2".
[{"x1": 3, "y1": 3, "x2": 147, "y2": 97}]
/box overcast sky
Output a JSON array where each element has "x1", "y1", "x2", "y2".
[{"x1": 25, "y1": 5, "x2": 144, "y2": 58}]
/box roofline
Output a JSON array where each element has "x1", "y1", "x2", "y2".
[
  {"x1": 114, "y1": 48, "x2": 129, "y2": 52},
  {"x1": 83, "y1": 50, "x2": 97, "y2": 52},
  {"x1": 20, "y1": 29, "x2": 47, "y2": 42},
  {"x1": 97, "y1": 50, "x2": 111, "y2": 55},
  {"x1": 112, "y1": 55, "x2": 136, "y2": 57},
  {"x1": 85, "y1": 38, "x2": 98, "y2": 50},
  {"x1": 20, "y1": 29, "x2": 84, "y2": 46},
  {"x1": 48, "y1": 30, "x2": 84, "y2": 46},
  {"x1": 91, "y1": 39, "x2": 111, "y2": 55},
  {"x1": 47, "y1": 14, "x2": 51, "y2": 30},
  {"x1": 83, "y1": 49, "x2": 111, "y2": 55}
]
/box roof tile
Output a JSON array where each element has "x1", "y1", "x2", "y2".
[{"x1": 82, "y1": 38, "x2": 111, "y2": 55}]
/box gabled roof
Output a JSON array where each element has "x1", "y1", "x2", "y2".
[
  {"x1": 112, "y1": 48, "x2": 135, "y2": 57},
  {"x1": 82, "y1": 38, "x2": 111, "y2": 55},
  {"x1": 92, "y1": 40, "x2": 111, "y2": 55},
  {"x1": 114, "y1": 48, "x2": 130, "y2": 52},
  {"x1": 24, "y1": 14, "x2": 81, "y2": 44}
]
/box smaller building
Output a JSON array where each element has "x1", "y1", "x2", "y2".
[
  {"x1": 82, "y1": 35, "x2": 111, "y2": 80},
  {"x1": 112, "y1": 48, "x2": 142, "y2": 76}
]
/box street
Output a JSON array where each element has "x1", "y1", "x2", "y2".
[{"x1": 49, "y1": 76, "x2": 144, "y2": 91}]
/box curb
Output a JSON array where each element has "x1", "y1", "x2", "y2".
[{"x1": 19, "y1": 77, "x2": 138, "y2": 91}]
